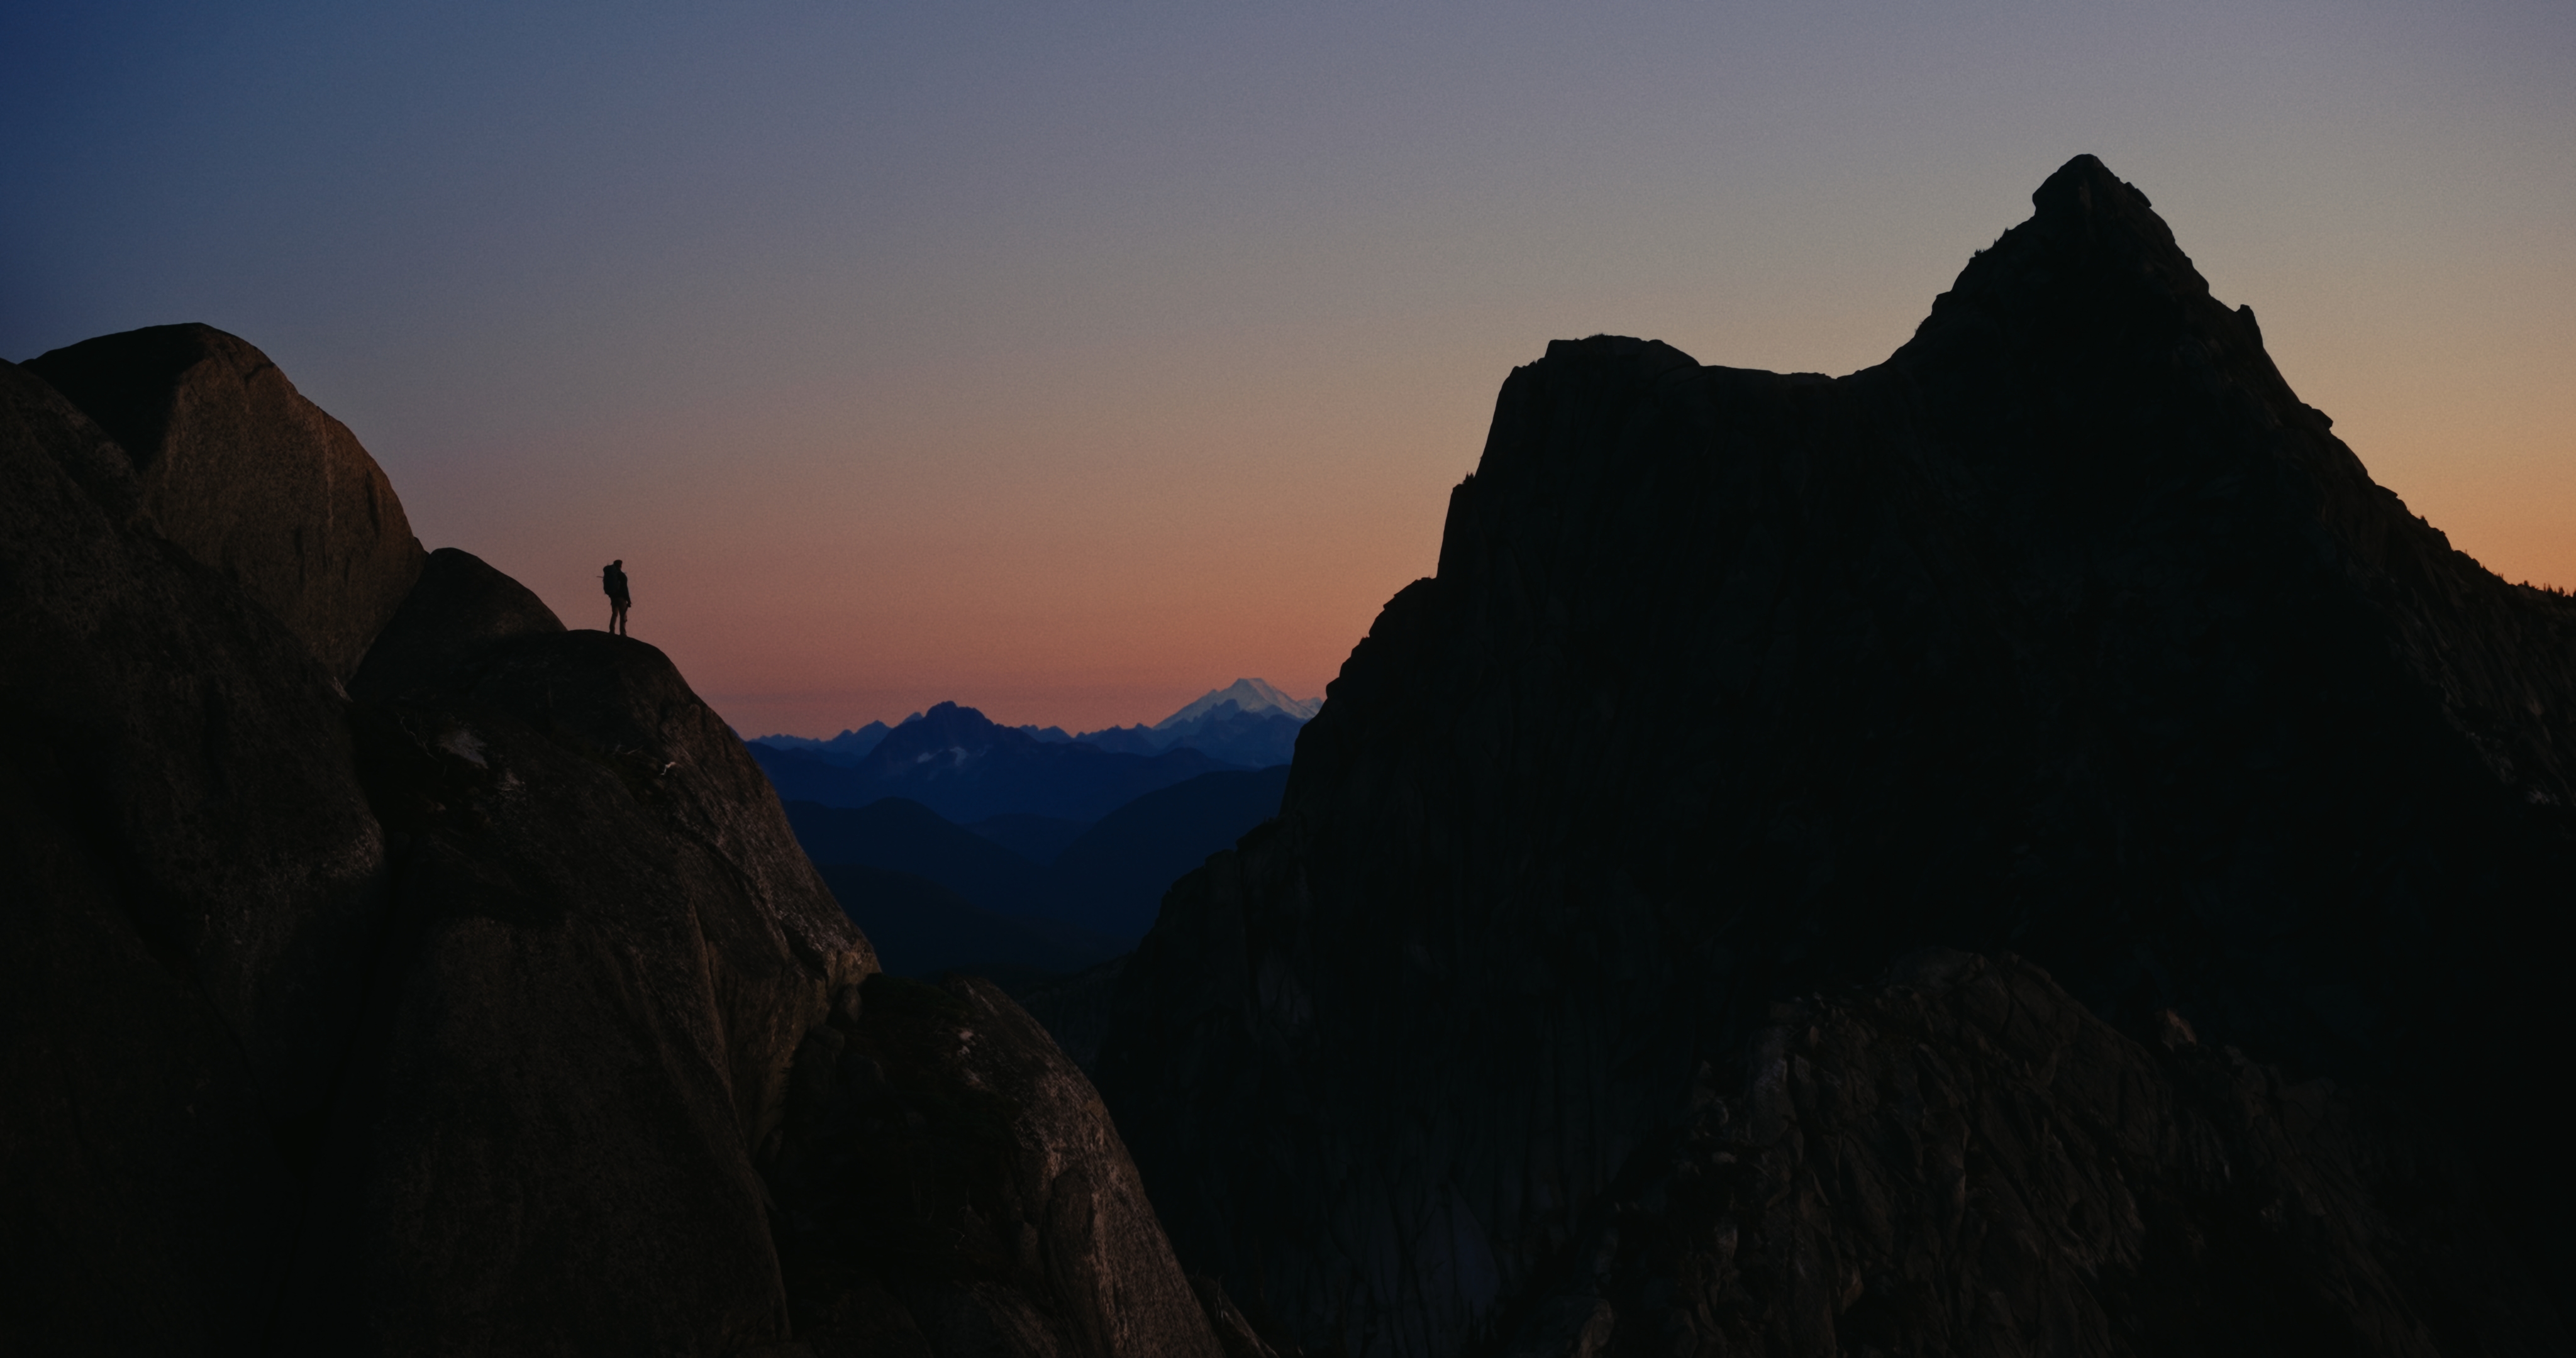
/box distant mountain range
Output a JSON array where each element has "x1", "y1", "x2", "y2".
[
  {"x1": 750, "y1": 717, "x2": 897, "y2": 765},
  {"x1": 752, "y1": 678, "x2": 1321, "y2": 773},
  {"x1": 782, "y1": 764, "x2": 1291, "y2": 973},
  {"x1": 748, "y1": 700, "x2": 1236, "y2": 824},
  {"x1": 746, "y1": 679, "x2": 1321, "y2": 820},
  {"x1": 746, "y1": 682, "x2": 1313, "y2": 976}
]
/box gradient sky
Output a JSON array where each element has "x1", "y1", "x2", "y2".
[{"x1": 8, "y1": 2, "x2": 2572, "y2": 736}]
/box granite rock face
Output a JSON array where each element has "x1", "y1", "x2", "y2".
[
  {"x1": 26, "y1": 323, "x2": 426, "y2": 676},
  {"x1": 3, "y1": 338, "x2": 1218, "y2": 1355},
  {"x1": 1097, "y1": 156, "x2": 2576, "y2": 1354},
  {"x1": 0, "y1": 358, "x2": 365, "y2": 1352},
  {"x1": 0, "y1": 361, "x2": 388, "y2": 1147},
  {"x1": 347, "y1": 544, "x2": 566, "y2": 700},
  {"x1": 768, "y1": 972, "x2": 1222, "y2": 1357},
  {"x1": 285, "y1": 625, "x2": 871, "y2": 1352}
]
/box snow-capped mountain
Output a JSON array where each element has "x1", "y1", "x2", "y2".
[{"x1": 1153, "y1": 678, "x2": 1323, "y2": 729}]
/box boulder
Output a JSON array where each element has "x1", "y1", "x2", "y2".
[
  {"x1": 26, "y1": 323, "x2": 426, "y2": 676},
  {"x1": 767, "y1": 971, "x2": 1224, "y2": 1357},
  {"x1": 349, "y1": 546, "x2": 565, "y2": 702}
]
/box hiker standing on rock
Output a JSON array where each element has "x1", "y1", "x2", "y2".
[{"x1": 603, "y1": 559, "x2": 631, "y2": 636}]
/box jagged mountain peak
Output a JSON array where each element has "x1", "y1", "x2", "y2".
[{"x1": 1099, "y1": 157, "x2": 2576, "y2": 1356}]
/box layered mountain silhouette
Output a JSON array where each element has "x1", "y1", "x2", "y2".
[
  {"x1": 749, "y1": 699, "x2": 1239, "y2": 823},
  {"x1": 1097, "y1": 156, "x2": 2576, "y2": 1355},
  {"x1": 752, "y1": 678, "x2": 1318, "y2": 813},
  {"x1": 782, "y1": 763, "x2": 1294, "y2": 966},
  {"x1": 811, "y1": 862, "x2": 1124, "y2": 979},
  {"x1": 789, "y1": 796, "x2": 1059, "y2": 917},
  {"x1": 750, "y1": 718, "x2": 896, "y2": 765},
  {"x1": 2, "y1": 326, "x2": 1229, "y2": 1354},
  {"x1": 967, "y1": 810, "x2": 1092, "y2": 864},
  {"x1": 1048, "y1": 765, "x2": 1294, "y2": 941}
]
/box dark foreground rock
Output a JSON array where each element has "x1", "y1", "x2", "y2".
[
  {"x1": 1, "y1": 359, "x2": 359, "y2": 1351},
  {"x1": 1098, "y1": 156, "x2": 2576, "y2": 1355},
  {"x1": 285, "y1": 624, "x2": 870, "y2": 1350},
  {"x1": 347, "y1": 544, "x2": 567, "y2": 700},
  {"x1": 1514, "y1": 951, "x2": 2550, "y2": 1357},
  {"x1": 26, "y1": 324, "x2": 426, "y2": 676},
  {"x1": 3, "y1": 337, "x2": 1220, "y2": 1355},
  {"x1": 767, "y1": 972, "x2": 1220, "y2": 1357}
]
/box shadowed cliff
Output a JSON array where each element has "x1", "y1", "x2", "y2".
[
  {"x1": 1096, "y1": 156, "x2": 2576, "y2": 1355},
  {"x1": 1, "y1": 328, "x2": 1222, "y2": 1355}
]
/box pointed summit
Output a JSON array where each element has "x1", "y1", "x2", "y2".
[
  {"x1": 2029, "y1": 152, "x2": 2145, "y2": 220},
  {"x1": 1102, "y1": 157, "x2": 2576, "y2": 1355}
]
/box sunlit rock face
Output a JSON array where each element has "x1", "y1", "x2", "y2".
[
  {"x1": 1098, "y1": 156, "x2": 2576, "y2": 1356},
  {"x1": 3, "y1": 333, "x2": 1221, "y2": 1356}
]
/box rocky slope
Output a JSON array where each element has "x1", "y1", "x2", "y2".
[
  {"x1": 1540, "y1": 951, "x2": 2550, "y2": 1357},
  {"x1": 1095, "y1": 157, "x2": 2576, "y2": 1355},
  {"x1": 767, "y1": 973, "x2": 1222, "y2": 1357},
  {"x1": 2, "y1": 328, "x2": 1219, "y2": 1355}
]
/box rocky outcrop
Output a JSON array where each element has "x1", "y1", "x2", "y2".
[
  {"x1": 26, "y1": 323, "x2": 425, "y2": 676},
  {"x1": 0, "y1": 358, "x2": 387, "y2": 1153},
  {"x1": 1519, "y1": 951, "x2": 2552, "y2": 1357},
  {"x1": 1097, "y1": 156, "x2": 2576, "y2": 1355},
  {"x1": 768, "y1": 973, "x2": 1222, "y2": 1357},
  {"x1": 1, "y1": 358, "x2": 360, "y2": 1352},
  {"x1": 347, "y1": 545, "x2": 565, "y2": 700},
  {"x1": 3, "y1": 337, "x2": 1219, "y2": 1355},
  {"x1": 285, "y1": 624, "x2": 870, "y2": 1351}
]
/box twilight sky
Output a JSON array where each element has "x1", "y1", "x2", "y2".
[{"x1": 7, "y1": 2, "x2": 2572, "y2": 736}]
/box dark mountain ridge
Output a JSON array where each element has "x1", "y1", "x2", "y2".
[
  {"x1": 812, "y1": 861, "x2": 1124, "y2": 978},
  {"x1": 784, "y1": 763, "x2": 1294, "y2": 963},
  {"x1": 1097, "y1": 156, "x2": 2576, "y2": 1355},
  {"x1": 1049, "y1": 764, "x2": 1294, "y2": 941},
  {"x1": 752, "y1": 719, "x2": 896, "y2": 765},
  {"x1": 969, "y1": 810, "x2": 1092, "y2": 864}
]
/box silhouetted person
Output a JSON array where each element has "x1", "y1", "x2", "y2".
[{"x1": 603, "y1": 559, "x2": 631, "y2": 636}]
